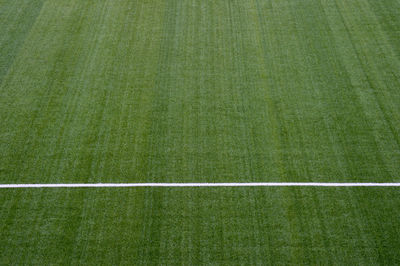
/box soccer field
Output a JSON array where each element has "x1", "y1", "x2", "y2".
[{"x1": 1, "y1": 0, "x2": 399, "y2": 264}]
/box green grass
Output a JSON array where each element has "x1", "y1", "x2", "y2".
[
  {"x1": 1, "y1": 188, "x2": 400, "y2": 264},
  {"x1": 1, "y1": 0, "x2": 399, "y2": 264}
]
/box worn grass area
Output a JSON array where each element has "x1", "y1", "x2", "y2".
[{"x1": 1, "y1": 0, "x2": 399, "y2": 264}]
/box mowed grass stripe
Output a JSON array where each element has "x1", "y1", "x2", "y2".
[
  {"x1": 322, "y1": 0, "x2": 400, "y2": 176},
  {"x1": 367, "y1": 0, "x2": 400, "y2": 58},
  {"x1": 0, "y1": 0, "x2": 45, "y2": 82}
]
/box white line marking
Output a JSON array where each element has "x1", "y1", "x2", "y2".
[{"x1": 0, "y1": 183, "x2": 400, "y2": 188}]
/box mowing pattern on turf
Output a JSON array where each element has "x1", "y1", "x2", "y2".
[
  {"x1": 1, "y1": 0, "x2": 399, "y2": 184},
  {"x1": 1, "y1": 0, "x2": 399, "y2": 264}
]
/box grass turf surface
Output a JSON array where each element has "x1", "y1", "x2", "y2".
[{"x1": 1, "y1": 0, "x2": 399, "y2": 264}]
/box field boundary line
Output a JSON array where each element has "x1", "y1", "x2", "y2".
[{"x1": 1, "y1": 182, "x2": 400, "y2": 188}]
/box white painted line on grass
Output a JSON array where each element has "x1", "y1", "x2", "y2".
[{"x1": 0, "y1": 182, "x2": 400, "y2": 188}]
